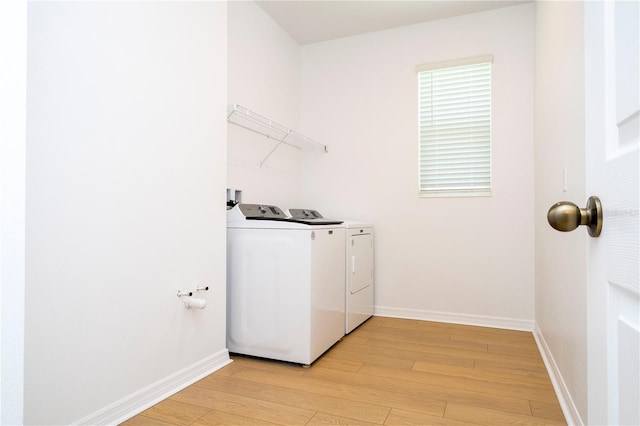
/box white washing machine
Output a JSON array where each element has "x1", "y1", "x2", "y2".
[
  {"x1": 226, "y1": 204, "x2": 345, "y2": 366},
  {"x1": 287, "y1": 210, "x2": 374, "y2": 334}
]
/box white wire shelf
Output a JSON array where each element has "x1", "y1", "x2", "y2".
[{"x1": 227, "y1": 104, "x2": 327, "y2": 167}]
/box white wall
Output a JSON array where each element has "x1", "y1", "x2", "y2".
[
  {"x1": 534, "y1": 1, "x2": 587, "y2": 423},
  {"x1": 25, "y1": 2, "x2": 228, "y2": 424},
  {"x1": 299, "y1": 4, "x2": 535, "y2": 326},
  {"x1": 0, "y1": 0, "x2": 27, "y2": 424},
  {"x1": 227, "y1": 1, "x2": 305, "y2": 208}
]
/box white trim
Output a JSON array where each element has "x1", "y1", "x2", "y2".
[
  {"x1": 73, "y1": 349, "x2": 232, "y2": 426},
  {"x1": 373, "y1": 306, "x2": 534, "y2": 332},
  {"x1": 415, "y1": 54, "x2": 494, "y2": 73},
  {"x1": 533, "y1": 324, "x2": 584, "y2": 426}
]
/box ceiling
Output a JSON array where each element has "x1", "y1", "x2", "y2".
[{"x1": 256, "y1": 0, "x2": 531, "y2": 45}]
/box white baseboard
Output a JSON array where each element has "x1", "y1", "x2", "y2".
[
  {"x1": 374, "y1": 305, "x2": 534, "y2": 331},
  {"x1": 533, "y1": 325, "x2": 584, "y2": 426},
  {"x1": 74, "y1": 349, "x2": 232, "y2": 426}
]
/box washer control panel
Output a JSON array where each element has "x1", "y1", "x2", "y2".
[{"x1": 238, "y1": 203, "x2": 286, "y2": 219}]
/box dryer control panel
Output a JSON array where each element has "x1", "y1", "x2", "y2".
[
  {"x1": 288, "y1": 209, "x2": 323, "y2": 219},
  {"x1": 287, "y1": 208, "x2": 343, "y2": 225}
]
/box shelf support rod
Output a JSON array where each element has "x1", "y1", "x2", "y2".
[
  {"x1": 260, "y1": 141, "x2": 284, "y2": 168},
  {"x1": 259, "y1": 131, "x2": 291, "y2": 168}
]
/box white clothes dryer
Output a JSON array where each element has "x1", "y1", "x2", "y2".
[
  {"x1": 226, "y1": 204, "x2": 345, "y2": 366},
  {"x1": 343, "y1": 221, "x2": 374, "y2": 333}
]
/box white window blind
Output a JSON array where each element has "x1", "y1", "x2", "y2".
[{"x1": 418, "y1": 58, "x2": 492, "y2": 196}]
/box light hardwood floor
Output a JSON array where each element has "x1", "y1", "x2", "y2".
[{"x1": 123, "y1": 316, "x2": 566, "y2": 425}]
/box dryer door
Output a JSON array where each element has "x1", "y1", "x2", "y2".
[{"x1": 349, "y1": 233, "x2": 373, "y2": 294}]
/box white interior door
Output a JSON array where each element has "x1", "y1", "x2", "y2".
[{"x1": 585, "y1": 1, "x2": 639, "y2": 425}]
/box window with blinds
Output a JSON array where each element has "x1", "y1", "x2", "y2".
[{"x1": 417, "y1": 56, "x2": 492, "y2": 196}]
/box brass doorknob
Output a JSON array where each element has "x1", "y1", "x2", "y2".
[{"x1": 547, "y1": 196, "x2": 603, "y2": 237}]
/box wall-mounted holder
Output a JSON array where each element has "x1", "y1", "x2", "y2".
[
  {"x1": 177, "y1": 288, "x2": 208, "y2": 309},
  {"x1": 227, "y1": 104, "x2": 327, "y2": 167},
  {"x1": 183, "y1": 297, "x2": 206, "y2": 310}
]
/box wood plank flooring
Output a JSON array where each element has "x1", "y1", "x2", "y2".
[{"x1": 122, "y1": 316, "x2": 566, "y2": 425}]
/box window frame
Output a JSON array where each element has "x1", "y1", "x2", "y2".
[{"x1": 417, "y1": 55, "x2": 493, "y2": 198}]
